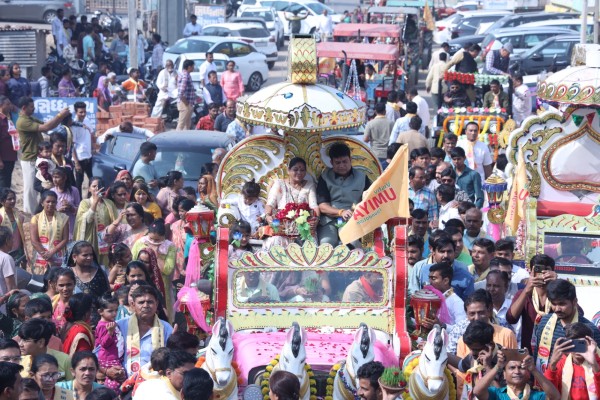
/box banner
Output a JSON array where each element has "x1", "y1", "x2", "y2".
[
  {"x1": 32, "y1": 97, "x2": 98, "y2": 132},
  {"x1": 506, "y1": 149, "x2": 529, "y2": 235},
  {"x1": 339, "y1": 145, "x2": 410, "y2": 245}
]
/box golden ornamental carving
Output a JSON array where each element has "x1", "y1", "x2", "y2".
[{"x1": 288, "y1": 36, "x2": 317, "y2": 84}]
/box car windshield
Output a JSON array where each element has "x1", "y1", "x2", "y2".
[
  {"x1": 261, "y1": 0, "x2": 287, "y2": 11},
  {"x1": 242, "y1": 11, "x2": 274, "y2": 21},
  {"x1": 168, "y1": 39, "x2": 215, "y2": 54},
  {"x1": 306, "y1": 2, "x2": 333, "y2": 14},
  {"x1": 153, "y1": 149, "x2": 214, "y2": 181},
  {"x1": 238, "y1": 27, "x2": 270, "y2": 38}
]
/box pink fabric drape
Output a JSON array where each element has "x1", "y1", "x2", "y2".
[{"x1": 174, "y1": 238, "x2": 210, "y2": 332}]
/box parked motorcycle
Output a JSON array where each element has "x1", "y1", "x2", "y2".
[
  {"x1": 94, "y1": 10, "x2": 122, "y2": 35},
  {"x1": 146, "y1": 80, "x2": 203, "y2": 125}
]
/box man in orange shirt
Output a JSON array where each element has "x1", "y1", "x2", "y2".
[{"x1": 450, "y1": 289, "x2": 517, "y2": 399}]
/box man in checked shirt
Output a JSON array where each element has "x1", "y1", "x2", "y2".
[{"x1": 177, "y1": 60, "x2": 196, "y2": 130}]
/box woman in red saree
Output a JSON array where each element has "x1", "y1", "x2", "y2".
[{"x1": 61, "y1": 293, "x2": 95, "y2": 356}]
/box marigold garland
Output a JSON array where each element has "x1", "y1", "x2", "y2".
[
  {"x1": 401, "y1": 356, "x2": 456, "y2": 400},
  {"x1": 260, "y1": 355, "x2": 317, "y2": 400},
  {"x1": 324, "y1": 363, "x2": 343, "y2": 400}
]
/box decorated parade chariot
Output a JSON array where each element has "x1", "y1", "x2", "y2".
[
  {"x1": 505, "y1": 44, "x2": 600, "y2": 318},
  {"x1": 173, "y1": 36, "x2": 458, "y2": 399}
]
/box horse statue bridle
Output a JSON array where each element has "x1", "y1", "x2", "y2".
[
  {"x1": 205, "y1": 361, "x2": 233, "y2": 382},
  {"x1": 417, "y1": 360, "x2": 446, "y2": 387}
]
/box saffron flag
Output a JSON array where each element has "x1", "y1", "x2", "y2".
[
  {"x1": 506, "y1": 149, "x2": 529, "y2": 234},
  {"x1": 339, "y1": 145, "x2": 410, "y2": 245}
]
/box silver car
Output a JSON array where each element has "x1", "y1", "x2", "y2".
[
  {"x1": 240, "y1": 7, "x2": 285, "y2": 49},
  {"x1": 0, "y1": 0, "x2": 75, "y2": 23}
]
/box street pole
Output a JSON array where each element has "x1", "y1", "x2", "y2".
[
  {"x1": 128, "y1": 0, "x2": 138, "y2": 69},
  {"x1": 582, "y1": 3, "x2": 588, "y2": 44},
  {"x1": 595, "y1": 0, "x2": 600, "y2": 44}
]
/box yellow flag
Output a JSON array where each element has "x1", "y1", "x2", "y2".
[
  {"x1": 339, "y1": 145, "x2": 410, "y2": 245},
  {"x1": 506, "y1": 149, "x2": 529, "y2": 234},
  {"x1": 423, "y1": 2, "x2": 435, "y2": 32}
]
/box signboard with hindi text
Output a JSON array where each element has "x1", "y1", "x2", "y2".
[{"x1": 32, "y1": 97, "x2": 98, "y2": 132}]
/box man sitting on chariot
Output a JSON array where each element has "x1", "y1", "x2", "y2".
[
  {"x1": 236, "y1": 271, "x2": 280, "y2": 303},
  {"x1": 443, "y1": 81, "x2": 470, "y2": 108},
  {"x1": 483, "y1": 79, "x2": 509, "y2": 109},
  {"x1": 342, "y1": 271, "x2": 383, "y2": 303},
  {"x1": 316, "y1": 143, "x2": 371, "y2": 246}
]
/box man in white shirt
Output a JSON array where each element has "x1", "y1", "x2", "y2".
[
  {"x1": 71, "y1": 101, "x2": 95, "y2": 195},
  {"x1": 182, "y1": 14, "x2": 202, "y2": 37},
  {"x1": 485, "y1": 269, "x2": 522, "y2": 345},
  {"x1": 198, "y1": 52, "x2": 217, "y2": 87},
  {"x1": 51, "y1": 9, "x2": 65, "y2": 46},
  {"x1": 512, "y1": 74, "x2": 531, "y2": 125},
  {"x1": 97, "y1": 121, "x2": 155, "y2": 145},
  {"x1": 436, "y1": 184, "x2": 460, "y2": 230},
  {"x1": 426, "y1": 262, "x2": 467, "y2": 333},
  {"x1": 318, "y1": 9, "x2": 333, "y2": 42},
  {"x1": 494, "y1": 239, "x2": 530, "y2": 285},
  {"x1": 0, "y1": 227, "x2": 17, "y2": 314},
  {"x1": 456, "y1": 121, "x2": 493, "y2": 182},
  {"x1": 475, "y1": 256, "x2": 523, "y2": 300},
  {"x1": 38, "y1": 67, "x2": 52, "y2": 98},
  {"x1": 407, "y1": 87, "x2": 430, "y2": 133},
  {"x1": 429, "y1": 42, "x2": 450, "y2": 70},
  {"x1": 151, "y1": 59, "x2": 178, "y2": 117},
  {"x1": 56, "y1": 18, "x2": 70, "y2": 57}
]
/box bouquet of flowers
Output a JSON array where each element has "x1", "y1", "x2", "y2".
[
  {"x1": 273, "y1": 203, "x2": 314, "y2": 240},
  {"x1": 275, "y1": 202, "x2": 311, "y2": 220}
]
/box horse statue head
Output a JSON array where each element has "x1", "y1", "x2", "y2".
[
  {"x1": 206, "y1": 317, "x2": 235, "y2": 386},
  {"x1": 418, "y1": 324, "x2": 448, "y2": 393},
  {"x1": 279, "y1": 321, "x2": 307, "y2": 379},
  {"x1": 347, "y1": 323, "x2": 376, "y2": 378}
]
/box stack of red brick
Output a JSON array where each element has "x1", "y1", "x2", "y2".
[{"x1": 95, "y1": 102, "x2": 165, "y2": 137}]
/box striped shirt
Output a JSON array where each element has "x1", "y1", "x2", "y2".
[{"x1": 177, "y1": 70, "x2": 196, "y2": 105}]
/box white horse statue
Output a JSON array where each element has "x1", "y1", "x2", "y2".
[
  {"x1": 408, "y1": 325, "x2": 450, "y2": 400},
  {"x1": 276, "y1": 322, "x2": 311, "y2": 400},
  {"x1": 201, "y1": 317, "x2": 238, "y2": 400},
  {"x1": 332, "y1": 323, "x2": 376, "y2": 400}
]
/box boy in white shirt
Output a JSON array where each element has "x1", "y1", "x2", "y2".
[{"x1": 425, "y1": 262, "x2": 467, "y2": 332}]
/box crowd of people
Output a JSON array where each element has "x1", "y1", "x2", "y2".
[{"x1": 426, "y1": 41, "x2": 533, "y2": 124}]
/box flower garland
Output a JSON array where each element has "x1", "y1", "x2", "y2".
[
  {"x1": 324, "y1": 362, "x2": 357, "y2": 400},
  {"x1": 438, "y1": 106, "x2": 507, "y2": 115},
  {"x1": 401, "y1": 356, "x2": 457, "y2": 400},
  {"x1": 260, "y1": 355, "x2": 317, "y2": 400},
  {"x1": 195, "y1": 356, "x2": 244, "y2": 399}
]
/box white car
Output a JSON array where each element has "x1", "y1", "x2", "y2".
[
  {"x1": 434, "y1": 10, "x2": 511, "y2": 44},
  {"x1": 240, "y1": 7, "x2": 285, "y2": 49},
  {"x1": 202, "y1": 22, "x2": 279, "y2": 69},
  {"x1": 164, "y1": 37, "x2": 269, "y2": 92},
  {"x1": 238, "y1": 0, "x2": 341, "y2": 37}
]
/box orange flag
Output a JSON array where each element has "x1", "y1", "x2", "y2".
[
  {"x1": 339, "y1": 145, "x2": 410, "y2": 244},
  {"x1": 506, "y1": 149, "x2": 529, "y2": 234}
]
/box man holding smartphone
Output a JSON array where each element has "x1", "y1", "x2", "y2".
[
  {"x1": 544, "y1": 322, "x2": 600, "y2": 400},
  {"x1": 507, "y1": 254, "x2": 558, "y2": 354},
  {"x1": 532, "y1": 279, "x2": 600, "y2": 373}
]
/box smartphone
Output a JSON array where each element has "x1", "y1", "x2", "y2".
[
  {"x1": 565, "y1": 339, "x2": 588, "y2": 353},
  {"x1": 502, "y1": 348, "x2": 529, "y2": 362},
  {"x1": 533, "y1": 265, "x2": 543, "y2": 276}
]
